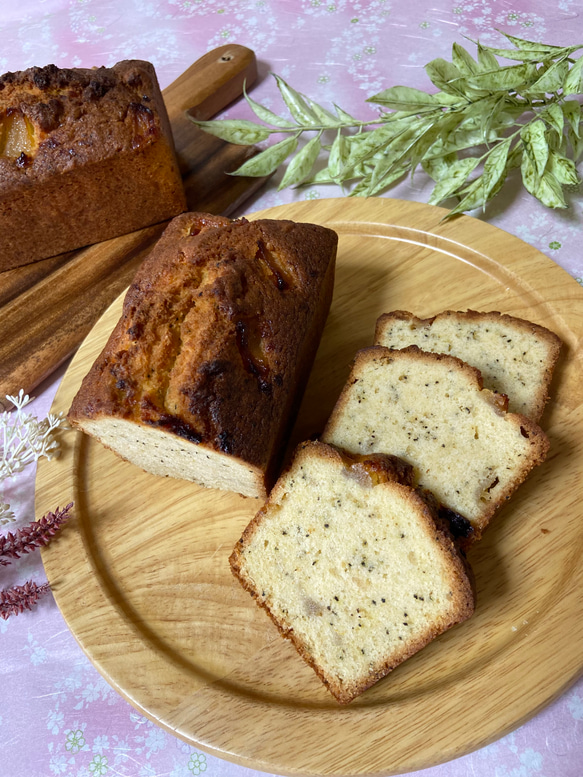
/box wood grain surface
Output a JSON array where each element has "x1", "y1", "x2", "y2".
[
  {"x1": 37, "y1": 198, "x2": 583, "y2": 777},
  {"x1": 0, "y1": 44, "x2": 266, "y2": 408}
]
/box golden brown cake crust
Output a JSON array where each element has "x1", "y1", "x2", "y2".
[
  {"x1": 0, "y1": 60, "x2": 186, "y2": 270},
  {"x1": 68, "y1": 213, "x2": 338, "y2": 495}
]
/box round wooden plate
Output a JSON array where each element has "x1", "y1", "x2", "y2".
[{"x1": 37, "y1": 198, "x2": 583, "y2": 777}]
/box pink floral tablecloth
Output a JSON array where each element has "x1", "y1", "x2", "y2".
[{"x1": 2, "y1": 2, "x2": 583, "y2": 776}]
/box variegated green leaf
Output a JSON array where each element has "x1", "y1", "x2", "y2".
[
  {"x1": 451, "y1": 42, "x2": 479, "y2": 76},
  {"x1": 446, "y1": 177, "x2": 487, "y2": 216},
  {"x1": 521, "y1": 153, "x2": 566, "y2": 207},
  {"x1": 409, "y1": 113, "x2": 462, "y2": 175},
  {"x1": 547, "y1": 130, "x2": 567, "y2": 155},
  {"x1": 568, "y1": 126, "x2": 583, "y2": 160},
  {"x1": 481, "y1": 137, "x2": 512, "y2": 197},
  {"x1": 455, "y1": 100, "x2": 490, "y2": 122},
  {"x1": 562, "y1": 100, "x2": 581, "y2": 136},
  {"x1": 424, "y1": 58, "x2": 467, "y2": 95},
  {"x1": 334, "y1": 104, "x2": 358, "y2": 123},
  {"x1": 421, "y1": 152, "x2": 458, "y2": 181},
  {"x1": 547, "y1": 150, "x2": 580, "y2": 186},
  {"x1": 328, "y1": 130, "x2": 350, "y2": 180},
  {"x1": 547, "y1": 132, "x2": 569, "y2": 156},
  {"x1": 306, "y1": 98, "x2": 342, "y2": 127},
  {"x1": 425, "y1": 129, "x2": 484, "y2": 160},
  {"x1": 189, "y1": 118, "x2": 271, "y2": 145},
  {"x1": 273, "y1": 74, "x2": 319, "y2": 125},
  {"x1": 369, "y1": 119, "x2": 430, "y2": 189},
  {"x1": 523, "y1": 59, "x2": 570, "y2": 95},
  {"x1": 425, "y1": 109, "x2": 502, "y2": 160},
  {"x1": 564, "y1": 53, "x2": 583, "y2": 95},
  {"x1": 479, "y1": 94, "x2": 507, "y2": 143},
  {"x1": 428, "y1": 157, "x2": 480, "y2": 204},
  {"x1": 467, "y1": 62, "x2": 536, "y2": 91},
  {"x1": 477, "y1": 42, "x2": 500, "y2": 72},
  {"x1": 471, "y1": 43, "x2": 568, "y2": 63},
  {"x1": 447, "y1": 154, "x2": 516, "y2": 217},
  {"x1": 507, "y1": 143, "x2": 523, "y2": 170},
  {"x1": 498, "y1": 31, "x2": 569, "y2": 53},
  {"x1": 541, "y1": 103, "x2": 564, "y2": 137},
  {"x1": 485, "y1": 166, "x2": 511, "y2": 202},
  {"x1": 534, "y1": 172, "x2": 567, "y2": 207},
  {"x1": 379, "y1": 109, "x2": 432, "y2": 124},
  {"x1": 368, "y1": 85, "x2": 459, "y2": 109},
  {"x1": 339, "y1": 121, "x2": 416, "y2": 172},
  {"x1": 231, "y1": 135, "x2": 298, "y2": 176},
  {"x1": 353, "y1": 159, "x2": 375, "y2": 178},
  {"x1": 278, "y1": 135, "x2": 322, "y2": 189},
  {"x1": 304, "y1": 167, "x2": 338, "y2": 184},
  {"x1": 521, "y1": 120, "x2": 549, "y2": 180},
  {"x1": 244, "y1": 86, "x2": 296, "y2": 128},
  {"x1": 351, "y1": 163, "x2": 411, "y2": 198},
  {"x1": 494, "y1": 104, "x2": 525, "y2": 131},
  {"x1": 349, "y1": 175, "x2": 373, "y2": 197},
  {"x1": 365, "y1": 164, "x2": 411, "y2": 196}
]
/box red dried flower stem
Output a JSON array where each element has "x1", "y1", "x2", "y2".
[
  {"x1": 0, "y1": 580, "x2": 51, "y2": 619},
  {"x1": 0, "y1": 503, "x2": 73, "y2": 567}
]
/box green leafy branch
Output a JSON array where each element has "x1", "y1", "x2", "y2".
[{"x1": 189, "y1": 32, "x2": 583, "y2": 216}]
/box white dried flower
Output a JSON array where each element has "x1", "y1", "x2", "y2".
[
  {"x1": 0, "y1": 389, "x2": 68, "y2": 481},
  {"x1": 0, "y1": 502, "x2": 15, "y2": 525}
]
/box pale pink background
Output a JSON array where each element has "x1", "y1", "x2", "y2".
[{"x1": 2, "y1": 2, "x2": 583, "y2": 777}]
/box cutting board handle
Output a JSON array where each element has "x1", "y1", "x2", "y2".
[{"x1": 166, "y1": 44, "x2": 257, "y2": 122}]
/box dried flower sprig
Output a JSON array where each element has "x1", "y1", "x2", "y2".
[
  {"x1": 1, "y1": 389, "x2": 67, "y2": 479},
  {"x1": 0, "y1": 504, "x2": 72, "y2": 619},
  {"x1": 0, "y1": 580, "x2": 51, "y2": 619},
  {"x1": 0, "y1": 503, "x2": 73, "y2": 567},
  {"x1": 0, "y1": 501, "x2": 15, "y2": 524},
  {"x1": 191, "y1": 31, "x2": 583, "y2": 215},
  {"x1": 1, "y1": 390, "x2": 68, "y2": 524},
  {"x1": 0, "y1": 390, "x2": 73, "y2": 618}
]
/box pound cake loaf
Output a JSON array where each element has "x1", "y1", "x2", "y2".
[
  {"x1": 375, "y1": 310, "x2": 562, "y2": 422},
  {"x1": 230, "y1": 441, "x2": 475, "y2": 704},
  {"x1": 68, "y1": 213, "x2": 338, "y2": 499},
  {"x1": 0, "y1": 60, "x2": 186, "y2": 270},
  {"x1": 322, "y1": 346, "x2": 549, "y2": 543}
]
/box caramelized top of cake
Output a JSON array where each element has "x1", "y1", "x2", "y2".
[{"x1": 0, "y1": 60, "x2": 165, "y2": 177}]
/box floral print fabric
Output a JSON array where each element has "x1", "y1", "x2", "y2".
[{"x1": 2, "y1": 2, "x2": 583, "y2": 776}]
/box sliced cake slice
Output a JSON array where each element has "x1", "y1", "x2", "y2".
[
  {"x1": 230, "y1": 441, "x2": 475, "y2": 705},
  {"x1": 375, "y1": 310, "x2": 562, "y2": 422},
  {"x1": 321, "y1": 346, "x2": 550, "y2": 543}
]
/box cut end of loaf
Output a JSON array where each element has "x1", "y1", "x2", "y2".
[
  {"x1": 71, "y1": 415, "x2": 266, "y2": 498},
  {"x1": 230, "y1": 441, "x2": 475, "y2": 704}
]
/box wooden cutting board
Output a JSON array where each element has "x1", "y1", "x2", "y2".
[
  {"x1": 0, "y1": 45, "x2": 267, "y2": 409},
  {"x1": 37, "y1": 198, "x2": 583, "y2": 777}
]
